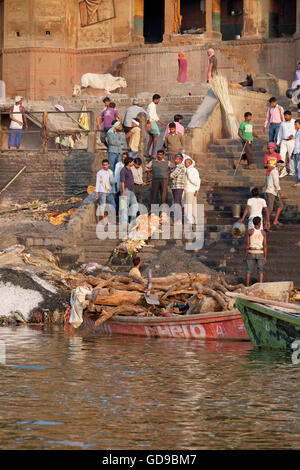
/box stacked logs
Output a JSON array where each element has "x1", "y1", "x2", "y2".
[{"x1": 83, "y1": 272, "x2": 245, "y2": 325}]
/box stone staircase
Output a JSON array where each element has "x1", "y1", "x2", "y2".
[{"x1": 192, "y1": 114, "x2": 300, "y2": 286}]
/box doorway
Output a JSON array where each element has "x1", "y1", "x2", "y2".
[{"x1": 144, "y1": 0, "x2": 165, "y2": 43}]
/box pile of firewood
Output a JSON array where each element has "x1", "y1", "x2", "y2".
[{"x1": 81, "y1": 271, "x2": 245, "y2": 326}]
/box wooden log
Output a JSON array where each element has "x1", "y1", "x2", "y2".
[
  {"x1": 102, "y1": 305, "x2": 147, "y2": 316},
  {"x1": 164, "y1": 289, "x2": 197, "y2": 298},
  {"x1": 94, "y1": 309, "x2": 116, "y2": 327},
  {"x1": 104, "y1": 281, "x2": 147, "y2": 293},
  {"x1": 152, "y1": 273, "x2": 210, "y2": 289},
  {"x1": 218, "y1": 276, "x2": 245, "y2": 292},
  {"x1": 93, "y1": 289, "x2": 143, "y2": 306},
  {"x1": 211, "y1": 281, "x2": 228, "y2": 295},
  {"x1": 194, "y1": 283, "x2": 228, "y2": 310}
]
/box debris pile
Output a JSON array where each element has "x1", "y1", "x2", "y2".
[
  {"x1": 1, "y1": 244, "x2": 299, "y2": 329},
  {"x1": 0, "y1": 197, "x2": 82, "y2": 225},
  {"x1": 0, "y1": 245, "x2": 87, "y2": 325}
]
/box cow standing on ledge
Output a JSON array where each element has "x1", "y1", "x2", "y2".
[{"x1": 72, "y1": 73, "x2": 127, "y2": 97}]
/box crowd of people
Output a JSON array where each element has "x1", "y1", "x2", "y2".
[{"x1": 94, "y1": 94, "x2": 201, "y2": 228}]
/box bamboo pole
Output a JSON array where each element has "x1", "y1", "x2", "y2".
[{"x1": 0, "y1": 166, "x2": 27, "y2": 196}]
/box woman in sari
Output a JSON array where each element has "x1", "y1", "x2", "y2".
[{"x1": 177, "y1": 52, "x2": 187, "y2": 83}]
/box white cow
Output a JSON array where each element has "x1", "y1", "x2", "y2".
[{"x1": 72, "y1": 73, "x2": 127, "y2": 97}]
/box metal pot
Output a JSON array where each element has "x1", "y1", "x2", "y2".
[
  {"x1": 232, "y1": 222, "x2": 246, "y2": 238},
  {"x1": 232, "y1": 204, "x2": 241, "y2": 218}
]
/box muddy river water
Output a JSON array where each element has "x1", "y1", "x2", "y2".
[{"x1": 0, "y1": 325, "x2": 299, "y2": 450}]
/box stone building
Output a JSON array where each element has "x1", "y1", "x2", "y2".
[{"x1": 0, "y1": 0, "x2": 299, "y2": 99}]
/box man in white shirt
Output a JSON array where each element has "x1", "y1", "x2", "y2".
[
  {"x1": 184, "y1": 157, "x2": 201, "y2": 225},
  {"x1": 265, "y1": 160, "x2": 286, "y2": 226},
  {"x1": 146, "y1": 94, "x2": 167, "y2": 157},
  {"x1": 276, "y1": 110, "x2": 295, "y2": 177},
  {"x1": 94, "y1": 159, "x2": 116, "y2": 219},
  {"x1": 239, "y1": 187, "x2": 270, "y2": 231}
]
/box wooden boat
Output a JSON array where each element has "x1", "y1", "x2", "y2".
[
  {"x1": 235, "y1": 297, "x2": 300, "y2": 350},
  {"x1": 82, "y1": 310, "x2": 249, "y2": 341}
]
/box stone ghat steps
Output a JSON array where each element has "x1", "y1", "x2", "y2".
[
  {"x1": 190, "y1": 135, "x2": 300, "y2": 285},
  {"x1": 194, "y1": 226, "x2": 300, "y2": 287}
]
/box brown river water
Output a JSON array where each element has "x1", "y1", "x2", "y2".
[{"x1": 0, "y1": 325, "x2": 300, "y2": 450}]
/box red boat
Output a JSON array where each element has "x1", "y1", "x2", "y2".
[{"x1": 82, "y1": 310, "x2": 249, "y2": 341}]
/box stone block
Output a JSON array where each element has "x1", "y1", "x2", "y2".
[{"x1": 253, "y1": 73, "x2": 286, "y2": 96}]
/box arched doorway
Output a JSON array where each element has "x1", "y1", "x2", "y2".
[{"x1": 144, "y1": 0, "x2": 165, "y2": 43}]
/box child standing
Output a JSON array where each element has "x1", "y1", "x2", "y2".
[
  {"x1": 163, "y1": 122, "x2": 184, "y2": 162},
  {"x1": 163, "y1": 114, "x2": 184, "y2": 141},
  {"x1": 237, "y1": 112, "x2": 258, "y2": 170},
  {"x1": 264, "y1": 142, "x2": 281, "y2": 185}
]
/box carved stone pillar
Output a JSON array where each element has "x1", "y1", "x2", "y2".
[
  {"x1": 296, "y1": 0, "x2": 300, "y2": 35},
  {"x1": 242, "y1": 0, "x2": 268, "y2": 39},
  {"x1": 163, "y1": 0, "x2": 177, "y2": 42},
  {"x1": 133, "y1": 0, "x2": 144, "y2": 44}
]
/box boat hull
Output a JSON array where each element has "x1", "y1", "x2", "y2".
[
  {"x1": 236, "y1": 298, "x2": 300, "y2": 351},
  {"x1": 82, "y1": 310, "x2": 249, "y2": 341}
]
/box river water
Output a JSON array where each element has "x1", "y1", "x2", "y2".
[{"x1": 0, "y1": 325, "x2": 299, "y2": 450}]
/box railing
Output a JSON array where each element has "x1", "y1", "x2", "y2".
[{"x1": 0, "y1": 110, "x2": 97, "y2": 153}]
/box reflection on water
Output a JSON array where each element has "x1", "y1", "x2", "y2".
[{"x1": 0, "y1": 326, "x2": 299, "y2": 450}]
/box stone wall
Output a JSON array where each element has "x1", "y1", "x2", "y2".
[
  {"x1": 186, "y1": 88, "x2": 271, "y2": 157},
  {"x1": 120, "y1": 38, "x2": 298, "y2": 97},
  {"x1": 1, "y1": 0, "x2": 299, "y2": 100},
  {"x1": 0, "y1": 149, "x2": 105, "y2": 205}
]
